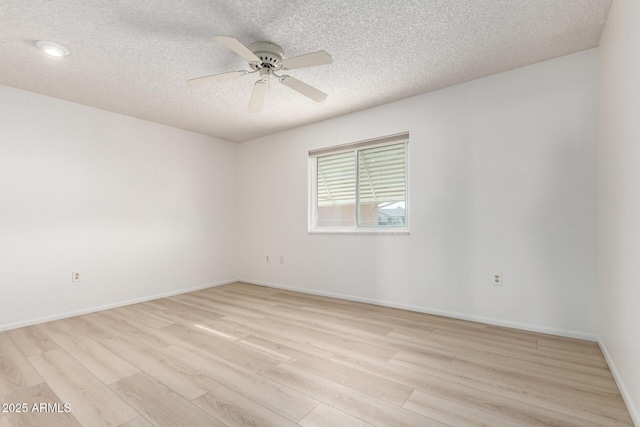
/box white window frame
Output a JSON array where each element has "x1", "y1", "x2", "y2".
[{"x1": 308, "y1": 132, "x2": 410, "y2": 234}]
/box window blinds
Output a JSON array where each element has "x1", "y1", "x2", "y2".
[{"x1": 314, "y1": 134, "x2": 407, "y2": 207}]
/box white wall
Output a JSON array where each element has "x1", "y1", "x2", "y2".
[
  {"x1": 0, "y1": 86, "x2": 238, "y2": 330},
  {"x1": 598, "y1": 0, "x2": 640, "y2": 423},
  {"x1": 238, "y1": 49, "x2": 599, "y2": 339}
]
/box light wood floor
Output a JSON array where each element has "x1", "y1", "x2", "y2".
[{"x1": 0, "y1": 282, "x2": 633, "y2": 426}]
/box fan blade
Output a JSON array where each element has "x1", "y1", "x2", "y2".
[
  {"x1": 249, "y1": 78, "x2": 268, "y2": 113},
  {"x1": 214, "y1": 36, "x2": 260, "y2": 62},
  {"x1": 280, "y1": 76, "x2": 327, "y2": 102},
  {"x1": 187, "y1": 71, "x2": 246, "y2": 86},
  {"x1": 281, "y1": 51, "x2": 332, "y2": 70}
]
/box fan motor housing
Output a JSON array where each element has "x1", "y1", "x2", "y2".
[{"x1": 248, "y1": 41, "x2": 284, "y2": 70}]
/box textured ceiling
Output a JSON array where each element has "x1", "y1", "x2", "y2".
[{"x1": 0, "y1": 0, "x2": 611, "y2": 142}]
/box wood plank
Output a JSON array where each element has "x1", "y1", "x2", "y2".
[
  {"x1": 101, "y1": 333, "x2": 219, "y2": 400},
  {"x1": 37, "y1": 320, "x2": 140, "y2": 384},
  {"x1": 110, "y1": 372, "x2": 220, "y2": 427},
  {"x1": 243, "y1": 316, "x2": 398, "y2": 361},
  {"x1": 291, "y1": 354, "x2": 414, "y2": 406},
  {"x1": 141, "y1": 299, "x2": 225, "y2": 325},
  {"x1": 213, "y1": 282, "x2": 280, "y2": 298},
  {"x1": 0, "y1": 282, "x2": 632, "y2": 426},
  {"x1": 109, "y1": 305, "x2": 175, "y2": 330},
  {"x1": 62, "y1": 315, "x2": 126, "y2": 342},
  {"x1": 171, "y1": 293, "x2": 267, "y2": 320},
  {"x1": 193, "y1": 385, "x2": 299, "y2": 427},
  {"x1": 299, "y1": 403, "x2": 373, "y2": 427},
  {"x1": 389, "y1": 350, "x2": 456, "y2": 372},
  {"x1": 0, "y1": 383, "x2": 81, "y2": 427},
  {"x1": 161, "y1": 344, "x2": 319, "y2": 423},
  {"x1": 87, "y1": 311, "x2": 141, "y2": 336},
  {"x1": 452, "y1": 351, "x2": 621, "y2": 396},
  {"x1": 205, "y1": 317, "x2": 337, "y2": 359},
  {"x1": 264, "y1": 363, "x2": 446, "y2": 427},
  {"x1": 393, "y1": 329, "x2": 612, "y2": 377},
  {"x1": 363, "y1": 309, "x2": 487, "y2": 332},
  {"x1": 6, "y1": 326, "x2": 60, "y2": 357},
  {"x1": 273, "y1": 294, "x2": 374, "y2": 317},
  {"x1": 28, "y1": 349, "x2": 138, "y2": 426},
  {"x1": 267, "y1": 303, "x2": 393, "y2": 337},
  {"x1": 173, "y1": 293, "x2": 266, "y2": 319},
  {"x1": 160, "y1": 324, "x2": 280, "y2": 373},
  {"x1": 404, "y1": 389, "x2": 528, "y2": 427},
  {"x1": 237, "y1": 334, "x2": 318, "y2": 362},
  {"x1": 192, "y1": 290, "x2": 281, "y2": 314},
  {"x1": 402, "y1": 376, "x2": 602, "y2": 427},
  {"x1": 333, "y1": 351, "x2": 632, "y2": 426},
  {"x1": 426, "y1": 328, "x2": 610, "y2": 369},
  {"x1": 0, "y1": 333, "x2": 43, "y2": 396},
  {"x1": 116, "y1": 325, "x2": 187, "y2": 351},
  {"x1": 537, "y1": 337, "x2": 606, "y2": 361},
  {"x1": 430, "y1": 328, "x2": 537, "y2": 352},
  {"x1": 119, "y1": 416, "x2": 155, "y2": 427}
]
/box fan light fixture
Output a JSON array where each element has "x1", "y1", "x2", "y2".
[
  {"x1": 36, "y1": 41, "x2": 70, "y2": 58},
  {"x1": 188, "y1": 36, "x2": 332, "y2": 113}
]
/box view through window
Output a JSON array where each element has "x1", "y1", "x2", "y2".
[{"x1": 310, "y1": 133, "x2": 408, "y2": 232}]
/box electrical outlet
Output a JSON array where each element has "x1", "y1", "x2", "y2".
[
  {"x1": 279, "y1": 255, "x2": 284, "y2": 265},
  {"x1": 72, "y1": 271, "x2": 81, "y2": 283},
  {"x1": 266, "y1": 255, "x2": 270, "y2": 263},
  {"x1": 493, "y1": 273, "x2": 502, "y2": 286}
]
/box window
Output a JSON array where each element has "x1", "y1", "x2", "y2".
[{"x1": 309, "y1": 133, "x2": 408, "y2": 233}]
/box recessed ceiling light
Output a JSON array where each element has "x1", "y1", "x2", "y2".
[{"x1": 35, "y1": 41, "x2": 70, "y2": 58}]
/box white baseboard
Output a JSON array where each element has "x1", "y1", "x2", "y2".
[
  {"x1": 2, "y1": 275, "x2": 598, "y2": 341},
  {"x1": 238, "y1": 278, "x2": 598, "y2": 342},
  {"x1": 599, "y1": 339, "x2": 639, "y2": 426},
  {"x1": 0, "y1": 278, "x2": 236, "y2": 332}
]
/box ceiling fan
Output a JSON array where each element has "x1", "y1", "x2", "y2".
[{"x1": 188, "y1": 36, "x2": 332, "y2": 113}]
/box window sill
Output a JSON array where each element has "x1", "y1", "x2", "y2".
[{"x1": 308, "y1": 228, "x2": 409, "y2": 235}]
